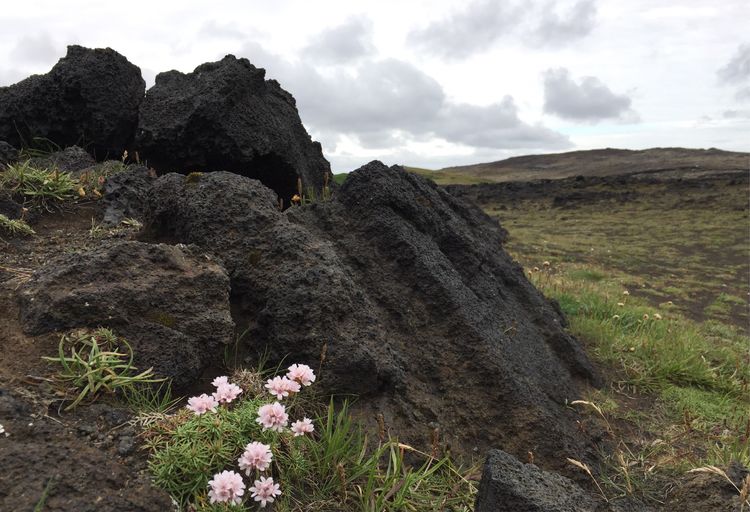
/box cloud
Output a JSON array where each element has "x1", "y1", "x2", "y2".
[
  {"x1": 9, "y1": 34, "x2": 61, "y2": 65},
  {"x1": 237, "y1": 41, "x2": 569, "y2": 152},
  {"x1": 533, "y1": 0, "x2": 597, "y2": 46},
  {"x1": 407, "y1": 0, "x2": 597, "y2": 58},
  {"x1": 543, "y1": 68, "x2": 638, "y2": 122},
  {"x1": 717, "y1": 43, "x2": 750, "y2": 85},
  {"x1": 736, "y1": 86, "x2": 750, "y2": 102},
  {"x1": 723, "y1": 109, "x2": 750, "y2": 119},
  {"x1": 407, "y1": 0, "x2": 524, "y2": 59},
  {"x1": 302, "y1": 17, "x2": 376, "y2": 64}
]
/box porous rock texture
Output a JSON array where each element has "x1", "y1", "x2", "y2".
[
  {"x1": 0, "y1": 141, "x2": 18, "y2": 167},
  {"x1": 136, "y1": 55, "x2": 332, "y2": 202},
  {"x1": 474, "y1": 449, "x2": 601, "y2": 512},
  {"x1": 17, "y1": 241, "x2": 234, "y2": 387},
  {"x1": 0, "y1": 388, "x2": 173, "y2": 512},
  {"x1": 101, "y1": 165, "x2": 156, "y2": 226},
  {"x1": 141, "y1": 161, "x2": 600, "y2": 463},
  {"x1": 0, "y1": 46, "x2": 144, "y2": 159}
]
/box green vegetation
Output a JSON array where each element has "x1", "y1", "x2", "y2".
[
  {"x1": 0, "y1": 213, "x2": 35, "y2": 236},
  {"x1": 142, "y1": 380, "x2": 477, "y2": 511},
  {"x1": 0, "y1": 158, "x2": 126, "y2": 212},
  {"x1": 403, "y1": 166, "x2": 489, "y2": 186},
  {"x1": 472, "y1": 175, "x2": 750, "y2": 503},
  {"x1": 42, "y1": 328, "x2": 164, "y2": 410},
  {"x1": 0, "y1": 161, "x2": 79, "y2": 209}
]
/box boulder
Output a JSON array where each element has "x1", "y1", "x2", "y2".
[
  {"x1": 136, "y1": 55, "x2": 331, "y2": 202},
  {"x1": 101, "y1": 165, "x2": 155, "y2": 226},
  {"x1": 664, "y1": 462, "x2": 749, "y2": 512},
  {"x1": 141, "y1": 162, "x2": 600, "y2": 463},
  {"x1": 27, "y1": 146, "x2": 95, "y2": 173},
  {"x1": 474, "y1": 450, "x2": 601, "y2": 512},
  {"x1": 0, "y1": 46, "x2": 144, "y2": 159},
  {"x1": 17, "y1": 241, "x2": 234, "y2": 387}
]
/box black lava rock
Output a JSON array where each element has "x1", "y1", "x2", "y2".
[
  {"x1": 475, "y1": 450, "x2": 600, "y2": 512},
  {"x1": 17, "y1": 241, "x2": 234, "y2": 387},
  {"x1": 0, "y1": 46, "x2": 145, "y2": 159},
  {"x1": 140, "y1": 162, "x2": 600, "y2": 464},
  {"x1": 136, "y1": 55, "x2": 332, "y2": 202}
]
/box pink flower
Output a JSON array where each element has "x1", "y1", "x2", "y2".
[
  {"x1": 186, "y1": 393, "x2": 218, "y2": 415},
  {"x1": 212, "y1": 382, "x2": 243, "y2": 404},
  {"x1": 249, "y1": 476, "x2": 281, "y2": 508},
  {"x1": 256, "y1": 402, "x2": 289, "y2": 432},
  {"x1": 265, "y1": 376, "x2": 301, "y2": 400},
  {"x1": 208, "y1": 470, "x2": 245, "y2": 505},
  {"x1": 211, "y1": 375, "x2": 229, "y2": 387},
  {"x1": 291, "y1": 417, "x2": 314, "y2": 437},
  {"x1": 286, "y1": 364, "x2": 316, "y2": 386},
  {"x1": 238, "y1": 441, "x2": 273, "y2": 474}
]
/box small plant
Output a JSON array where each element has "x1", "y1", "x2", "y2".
[
  {"x1": 0, "y1": 213, "x2": 35, "y2": 236},
  {"x1": 42, "y1": 328, "x2": 163, "y2": 410},
  {"x1": 0, "y1": 161, "x2": 78, "y2": 210},
  {"x1": 144, "y1": 365, "x2": 477, "y2": 510}
]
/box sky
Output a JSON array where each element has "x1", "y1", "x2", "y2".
[{"x1": 1, "y1": 0, "x2": 748, "y2": 172}]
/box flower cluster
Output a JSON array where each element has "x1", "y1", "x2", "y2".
[
  {"x1": 185, "y1": 376, "x2": 242, "y2": 415},
  {"x1": 205, "y1": 364, "x2": 317, "y2": 507}
]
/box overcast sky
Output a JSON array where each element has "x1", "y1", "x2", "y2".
[{"x1": 1, "y1": 0, "x2": 748, "y2": 171}]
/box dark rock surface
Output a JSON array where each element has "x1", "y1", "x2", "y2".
[
  {"x1": 0, "y1": 387, "x2": 172, "y2": 512},
  {"x1": 0, "y1": 46, "x2": 144, "y2": 159},
  {"x1": 27, "y1": 146, "x2": 95, "y2": 173},
  {"x1": 0, "y1": 141, "x2": 19, "y2": 167},
  {"x1": 474, "y1": 449, "x2": 601, "y2": 512},
  {"x1": 101, "y1": 165, "x2": 155, "y2": 226},
  {"x1": 136, "y1": 55, "x2": 331, "y2": 202},
  {"x1": 664, "y1": 462, "x2": 749, "y2": 512},
  {"x1": 16, "y1": 241, "x2": 234, "y2": 387},
  {"x1": 142, "y1": 162, "x2": 599, "y2": 462}
]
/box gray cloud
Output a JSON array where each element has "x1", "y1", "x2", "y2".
[
  {"x1": 407, "y1": 0, "x2": 596, "y2": 58},
  {"x1": 736, "y1": 86, "x2": 750, "y2": 102},
  {"x1": 717, "y1": 43, "x2": 750, "y2": 85},
  {"x1": 407, "y1": 0, "x2": 524, "y2": 59},
  {"x1": 9, "y1": 34, "x2": 61, "y2": 65},
  {"x1": 237, "y1": 41, "x2": 569, "y2": 151},
  {"x1": 543, "y1": 67, "x2": 637, "y2": 122},
  {"x1": 533, "y1": 0, "x2": 597, "y2": 46},
  {"x1": 302, "y1": 17, "x2": 376, "y2": 64},
  {"x1": 723, "y1": 109, "x2": 750, "y2": 119}
]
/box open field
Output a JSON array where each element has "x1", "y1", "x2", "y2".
[{"x1": 446, "y1": 168, "x2": 750, "y2": 504}]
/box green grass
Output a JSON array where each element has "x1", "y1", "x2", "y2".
[
  {"x1": 488, "y1": 176, "x2": 749, "y2": 502},
  {"x1": 42, "y1": 328, "x2": 164, "y2": 410},
  {"x1": 142, "y1": 375, "x2": 477, "y2": 511},
  {"x1": 0, "y1": 213, "x2": 35, "y2": 236},
  {"x1": 402, "y1": 166, "x2": 488, "y2": 185},
  {"x1": 0, "y1": 161, "x2": 78, "y2": 210}
]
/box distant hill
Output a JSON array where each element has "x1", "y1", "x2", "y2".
[{"x1": 405, "y1": 148, "x2": 750, "y2": 185}]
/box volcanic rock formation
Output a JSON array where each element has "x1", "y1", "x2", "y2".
[
  {"x1": 18, "y1": 241, "x2": 234, "y2": 388},
  {"x1": 0, "y1": 46, "x2": 144, "y2": 159},
  {"x1": 136, "y1": 55, "x2": 332, "y2": 203}
]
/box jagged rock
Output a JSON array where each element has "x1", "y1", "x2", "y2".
[
  {"x1": 136, "y1": 55, "x2": 331, "y2": 202},
  {"x1": 0, "y1": 46, "x2": 144, "y2": 159},
  {"x1": 16, "y1": 241, "x2": 234, "y2": 387},
  {"x1": 0, "y1": 141, "x2": 18, "y2": 167},
  {"x1": 101, "y1": 165, "x2": 155, "y2": 226},
  {"x1": 27, "y1": 146, "x2": 95, "y2": 173},
  {"x1": 474, "y1": 450, "x2": 601, "y2": 512},
  {"x1": 142, "y1": 162, "x2": 599, "y2": 463}
]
